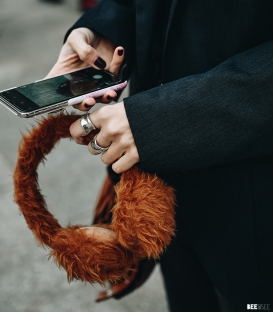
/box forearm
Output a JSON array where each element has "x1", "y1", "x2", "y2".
[{"x1": 124, "y1": 40, "x2": 273, "y2": 174}]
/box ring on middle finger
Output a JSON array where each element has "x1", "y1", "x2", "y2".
[
  {"x1": 80, "y1": 113, "x2": 96, "y2": 134},
  {"x1": 90, "y1": 134, "x2": 110, "y2": 154}
]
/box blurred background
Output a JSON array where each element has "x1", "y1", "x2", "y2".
[{"x1": 0, "y1": 1, "x2": 169, "y2": 311}]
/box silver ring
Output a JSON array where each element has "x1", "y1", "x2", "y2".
[
  {"x1": 80, "y1": 114, "x2": 96, "y2": 134},
  {"x1": 90, "y1": 134, "x2": 110, "y2": 154}
]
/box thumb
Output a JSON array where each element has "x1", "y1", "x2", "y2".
[{"x1": 109, "y1": 47, "x2": 125, "y2": 75}]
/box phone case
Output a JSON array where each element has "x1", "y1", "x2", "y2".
[{"x1": 67, "y1": 80, "x2": 127, "y2": 106}]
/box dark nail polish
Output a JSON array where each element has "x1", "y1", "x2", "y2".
[
  {"x1": 107, "y1": 96, "x2": 113, "y2": 101},
  {"x1": 84, "y1": 104, "x2": 91, "y2": 109},
  {"x1": 118, "y1": 49, "x2": 124, "y2": 56},
  {"x1": 94, "y1": 57, "x2": 106, "y2": 69}
]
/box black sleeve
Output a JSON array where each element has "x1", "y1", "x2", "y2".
[
  {"x1": 64, "y1": 0, "x2": 136, "y2": 76},
  {"x1": 124, "y1": 40, "x2": 273, "y2": 174}
]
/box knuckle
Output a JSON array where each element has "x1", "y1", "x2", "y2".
[
  {"x1": 112, "y1": 164, "x2": 121, "y2": 174},
  {"x1": 79, "y1": 46, "x2": 93, "y2": 61},
  {"x1": 67, "y1": 32, "x2": 76, "y2": 43},
  {"x1": 70, "y1": 29, "x2": 79, "y2": 36},
  {"x1": 119, "y1": 136, "x2": 129, "y2": 147},
  {"x1": 67, "y1": 29, "x2": 81, "y2": 44},
  {"x1": 74, "y1": 138, "x2": 83, "y2": 145},
  {"x1": 101, "y1": 154, "x2": 110, "y2": 164},
  {"x1": 89, "y1": 146, "x2": 98, "y2": 155},
  {"x1": 104, "y1": 125, "x2": 116, "y2": 137},
  {"x1": 70, "y1": 123, "x2": 83, "y2": 138},
  {"x1": 98, "y1": 105, "x2": 110, "y2": 118},
  {"x1": 130, "y1": 148, "x2": 140, "y2": 162},
  {"x1": 69, "y1": 124, "x2": 76, "y2": 136},
  {"x1": 67, "y1": 29, "x2": 78, "y2": 42}
]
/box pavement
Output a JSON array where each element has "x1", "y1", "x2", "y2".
[{"x1": 0, "y1": 1, "x2": 169, "y2": 311}]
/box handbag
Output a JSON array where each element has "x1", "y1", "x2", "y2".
[{"x1": 13, "y1": 113, "x2": 175, "y2": 290}]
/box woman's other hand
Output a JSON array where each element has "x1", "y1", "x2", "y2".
[{"x1": 70, "y1": 102, "x2": 140, "y2": 173}]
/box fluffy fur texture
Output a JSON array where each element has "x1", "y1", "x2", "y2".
[
  {"x1": 13, "y1": 113, "x2": 176, "y2": 283},
  {"x1": 113, "y1": 168, "x2": 176, "y2": 259}
]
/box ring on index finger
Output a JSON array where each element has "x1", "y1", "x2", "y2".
[
  {"x1": 80, "y1": 114, "x2": 96, "y2": 134},
  {"x1": 90, "y1": 134, "x2": 110, "y2": 154}
]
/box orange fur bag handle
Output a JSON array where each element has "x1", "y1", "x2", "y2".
[{"x1": 13, "y1": 113, "x2": 175, "y2": 284}]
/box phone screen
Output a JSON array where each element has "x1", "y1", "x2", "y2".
[{"x1": 0, "y1": 68, "x2": 119, "y2": 111}]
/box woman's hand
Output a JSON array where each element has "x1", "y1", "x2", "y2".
[
  {"x1": 46, "y1": 27, "x2": 125, "y2": 110},
  {"x1": 70, "y1": 102, "x2": 140, "y2": 173}
]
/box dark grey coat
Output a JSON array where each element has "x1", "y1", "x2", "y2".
[{"x1": 66, "y1": 0, "x2": 273, "y2": 309}]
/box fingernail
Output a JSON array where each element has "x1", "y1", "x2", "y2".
[
  {"x1": 107, "y1": 96, "x2": 113, "y2": 101},
  {"x1": 84, "y1": 104, "x2": 92, "y2": 108},
  {"x1": 118, "y1": 49, "x2": 124, "y2": 56},
  {"x1": 94, "y1": 57, "x2": 106, "y2": 69}
]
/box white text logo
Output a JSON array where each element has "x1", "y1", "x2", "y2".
[{"x1": 247, "y1": 304, "x2": 270, "y2": 310}]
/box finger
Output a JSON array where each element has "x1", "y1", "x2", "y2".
[
  {"x1": 88, "y1": 139, "x2": 111, "y2": 155},
  {"x1": 88, "y1": 140, "x2": 100, "y2": 155},
  {"x1": 99, "y1": 90, "x2": 117, "y2": 103},
  {"x1": 70, "y1": 118, "x2": 85, "y2": 137},
  {"x1": 68, "y1": 31, "x2": 107, "y2": 70},
  {"x1": 101, "y1": 142, "x2": 124, "y2": 164},
  {"x1": 86, "y1": 106, "x2": 107, "y2": 131},
  {"x1": 73, "y1": 97, "x2": 97, "y2": 111},
  {"x1": 109, "y1": 47, "x2": 125, "y2": 75},
  {"x1": 74, "y1": 89, "x2": 117, "y2": 110},
  {"x1": 88, "y1": 132, "x2": 112, "y2": 155},
  {"x1": 70, "y1": 115, "x2": 98, "y2": 144},
  {"x1": 111, "y1": 148, "x2": 139, "y2": 174},
  {"x1": 73, "y1": 136, "x2": 89, "y2": 145},
  {"x1": 46, "y1": 48, "x2": 80, "y2": 78}
]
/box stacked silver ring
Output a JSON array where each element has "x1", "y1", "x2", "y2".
[
  {"x1": 80, "y1": 114, "x2": 96, "y2": 134},
  {"x1": 90, "y1": 134, "x2": 110, "y2": 154}
]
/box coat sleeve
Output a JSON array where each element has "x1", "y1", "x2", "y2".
[{"x1": 124, "y1": 41, "x2": 273, "y2": 174}]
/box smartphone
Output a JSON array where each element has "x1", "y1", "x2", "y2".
[{"x1": 0, "y1": 67, "x2": 127, "y2": 118}]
